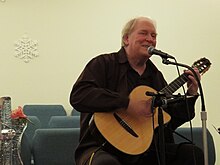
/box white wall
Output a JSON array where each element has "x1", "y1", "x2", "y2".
[{"x1": 0, "y1": 0, "x2": 219, "y2": 164}]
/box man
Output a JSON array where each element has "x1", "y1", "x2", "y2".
[{"x1": 70, "y1": 16, "x2": 204, "y2": 165}]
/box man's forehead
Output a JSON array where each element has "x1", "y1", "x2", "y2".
[
  {"x1": 136, "y1": 19, "x2": 155, "y2": 27},
  {"x1": 134, "y1": 20, "x2": 156, "y2": 32}
]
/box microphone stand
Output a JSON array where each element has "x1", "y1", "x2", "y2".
[
  {"x1": 162, "y1": 58, "x2": 209, "y2": 165},
  {"x1": 148, "y1": 92, "x2": 186, "y2": 165},
  {"x1": 149, "y1": 92, "x2": 166, "y2": 165},
  {"x1": 156, "y1": 101, "x2": 166, "y2": 165}
]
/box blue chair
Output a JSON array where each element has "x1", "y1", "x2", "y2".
[
  {"x1": 21, "y1": 116, "x2": 41, "y2": 165},
  {"x1": 174, "y1": 127, "x2": 216, "y2": 165},
  {"x1": 23, "y1": 105, "x2": 67, "y2": 128},
  {"x1": 48, "y1": 116, "x2": 80, "y2": 128},
  {"x1": 71, "y1": 108, "x2": 80, "y2": 116},
  {"x1": 20, "y1": 131, "x2": 32, "y2": 165},
  {"x1": 32, "y1": 128, "x2": 80, "y2": 165}
]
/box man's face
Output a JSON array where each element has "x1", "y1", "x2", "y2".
[{"x1": 124, "y1": 19, "x2": 157, "y2": 58}]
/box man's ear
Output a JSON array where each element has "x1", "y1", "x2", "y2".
[{"x1": 123, "y1": 35, "x2": 129, "y2": 46}]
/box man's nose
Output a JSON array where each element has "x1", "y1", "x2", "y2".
[{"x1": 146, "y1": 35, "x2": 155, "y2": 42}]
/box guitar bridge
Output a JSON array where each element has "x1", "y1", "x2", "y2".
[{"x1": 113, "y1": 113, "x2": 138, "y2": 138}]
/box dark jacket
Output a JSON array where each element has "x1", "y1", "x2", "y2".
[{"x1": 70, "y1": 47, "x2": 197, "y2": 164}]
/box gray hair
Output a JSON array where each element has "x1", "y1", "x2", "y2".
[{"x1": 121, "y1": 16, "x2": 157, "y2": 47}]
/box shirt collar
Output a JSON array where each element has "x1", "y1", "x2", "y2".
[{"x1": 118, "y1": 47, "x2": 128, "y2": 64}]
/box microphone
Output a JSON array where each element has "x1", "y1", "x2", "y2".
[
  {"x1": 147, "y1": 46, "x2": 175, "y2": 59},
  {"x1": 146, "y1": 91, "x2": 187, "y2": 108},
  {"x1": 153, "y1": 96, "x2": 186, "y2": 108}
]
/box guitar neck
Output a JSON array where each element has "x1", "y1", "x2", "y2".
[{"x1": 160, "y1": 73, "x2": 189, "y2": 96}]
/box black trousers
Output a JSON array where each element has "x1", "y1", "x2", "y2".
[{"x1": 83, "y1": 143, "x2": 204, "y2": 165}]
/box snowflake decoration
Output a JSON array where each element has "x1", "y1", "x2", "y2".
[{"x1": 14, "y1": 34, "x2": 39, "y2": 63}]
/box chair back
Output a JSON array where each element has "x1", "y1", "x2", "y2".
[
  {"x1": 23, "y1": 105, "x2": 67, "y2": 128},
  {"x1": 21, "y1": 116, "x2": 41, "y2": 165},
  {"x1": 71, "y1": 109, "x2": 80, "y2": 116},
  {"x1": 174, "y1": 127, "x2": 216, "y2": 165},
  {"x1": 48, "y1": 116, "x2": 80, "y2": 128},
  {"x1": 32, "y1": 128, "x2": 80, "y2": 165}
]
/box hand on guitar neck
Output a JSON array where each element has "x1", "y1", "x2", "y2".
[{"x1": 185, "y1": 68, "x2": 201, "y2": 96}]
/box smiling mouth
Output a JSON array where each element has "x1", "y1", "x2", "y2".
[{"x1": 143, "y1": 45, "x2": 153, "y2": 48}]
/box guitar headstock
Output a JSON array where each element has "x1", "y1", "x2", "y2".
[{"x1": 192, "y1": 57, "x2": 211, "y2": 75}]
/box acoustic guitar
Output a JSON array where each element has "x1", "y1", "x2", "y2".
[{"x1": 94, "y1": 58, "x2": 211, "y2": 155}]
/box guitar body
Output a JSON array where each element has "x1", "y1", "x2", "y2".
[
  {"x1": 94, "y1": 57, "x2": 211, "y2": 155},
  {"x1": 94, "y1": 86, "x2": 171, "y2": 155}
]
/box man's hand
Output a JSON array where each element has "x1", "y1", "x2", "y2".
[
  {"x1": 127, "y1": 97, "x2": 153, "y2": 117},
  {"x1": 185, "y1": 68, "x2": 201, "y2": 95}
]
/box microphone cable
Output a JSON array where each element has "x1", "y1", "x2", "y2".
[{"x1": 171, "y1": 57, "x2": 197, "y2": 165}]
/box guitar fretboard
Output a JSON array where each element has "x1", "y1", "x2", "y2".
[{"x1": 160, "y1": 73, "x2": 188, "y2": 96}]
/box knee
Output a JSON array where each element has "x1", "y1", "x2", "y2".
[
  {"x1": 88, "y1": 150, "x2": 121, "y2": 165},
  {"x1": 181, "y1": 144, "x2": 204, "y2": 165}
]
